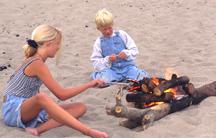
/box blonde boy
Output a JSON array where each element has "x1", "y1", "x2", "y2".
[{"x1": 91, "y1": 9, "x2": 150, "y2": 83}]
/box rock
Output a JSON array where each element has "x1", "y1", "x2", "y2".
[{"x1": 0, "y1": 65, "x2": 7, "y2": 71}]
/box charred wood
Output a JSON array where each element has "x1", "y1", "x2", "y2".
[
  {"x1": 153, "y1": 76, "x2": 190, "y2": 96},
  {"x1": 126, "y1": 92, "x2": 174, "y2": 106}
]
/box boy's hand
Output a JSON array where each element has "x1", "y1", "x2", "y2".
[
  {"x1": 109, "y1": 54, "x2": 117, "y2": 62},
  {"x1": 118, "y1": 51, "x2": 126, "y2": 59}
]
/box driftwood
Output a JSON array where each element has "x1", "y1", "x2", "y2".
[
  {"x1": 106, "y1": 103, "x2": 170, "y2": 130},
  {"x1": 106, "y1": 95, "x2": 193, "y2": 129},
  {"x1": 106, "y1": 79, "x2": 216, "y2": 130}
]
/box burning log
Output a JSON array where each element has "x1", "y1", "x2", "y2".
[
  {"x1": 153, "y1": 75, "x2": 190, "y2": 96},
  {"x1": 125, "y1": 75, "x2": 192, "y2": 108},
  {"x1": 127, "y1": 75, "x2": 190, "y2": 96},
  {"x1": 126, "y1": 92, "x2": 175, "y2": 103},
  {"x1": 127, "y1": 77, "x2": 166, "y2": 93}
]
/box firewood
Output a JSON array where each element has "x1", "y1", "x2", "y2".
[
  {"x1": 191, "y1": 81, "x2": 216, "y2": 104},
  {"x1": 126, "y1": 92, "x2": 174, "y2": 106},
  {"x1": 106, "y1": 104, "x2": 151, "y2": 120},
  {"x1": 106, "y1": 80, "x2": 216, "y2": 130},
  {"x1": 119, "y1": 119, "x2": 142, "y2": 129},
  {"x1": 142, "y1": 103, "x2": 170, "y2": 130},
  {"x1": 153, "y1": 76, "x2": 190, "y2": 96},
  {"x1": 105, "y1": 103, "x2": 170, "y2": 129}
]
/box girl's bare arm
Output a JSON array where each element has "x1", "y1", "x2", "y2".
[{"x1": 26, "y1": 60, "x2": 101, "y2": 100}]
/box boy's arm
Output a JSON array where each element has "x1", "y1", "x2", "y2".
[
  {"x1": 90, "y1": 38, "x2": 111, "y2": 71},
  {"x1": 119, "y1": 30, "x2": 139, "y2": 60}
]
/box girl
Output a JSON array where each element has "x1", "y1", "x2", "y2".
[{"x1": 2, "y1": 24, "x2": 108, "y2": 138}]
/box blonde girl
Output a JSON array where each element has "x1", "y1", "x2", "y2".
[{"x1": 2, "y1": 24, "x2": 108, "y2": 138}]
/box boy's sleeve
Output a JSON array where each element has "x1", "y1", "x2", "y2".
[
  {"x1": 119, "y1": 30, "x2": 139, "y2": 60},
  {"x1": 90, "y1": 38, "x2": 111, "y2": 71}
]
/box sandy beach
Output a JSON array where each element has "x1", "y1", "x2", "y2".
[{"x1": 1, "y1": 0, "x2": 216, "y2": 137}]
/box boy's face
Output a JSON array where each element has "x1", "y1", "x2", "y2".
[{"x1": 98, "y1": 26, "x2": 113, "y2": 37}]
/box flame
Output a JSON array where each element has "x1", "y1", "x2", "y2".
[
  {"x1": 142, "y1": 68, "x2": 179, "y2": 108},
  {"x1": 151, "y1": 77, "x2": 159, "y2": 86},
  {"x1": 164, "y1": 87, "x2": 177, "y2": 95},
  {"x1": 144, "y1": 102, "x2": 163, "y2": 108},
  {"x1": 164, "y1": 68, "x2": 179, "y2": 80},
  {"x1": 143, "y1": 87, "x2": 177, "y2": 108}
]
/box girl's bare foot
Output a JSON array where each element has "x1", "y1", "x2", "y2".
[
  {"x1": 88, "y1": 129, "x2": 108, "y2": 138},
  {"x1": 25, "y1": 127, "x2": 39, "y2": 136}
]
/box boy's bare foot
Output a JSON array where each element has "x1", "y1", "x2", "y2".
[
  {"x1": 88, "y1": 129, "x2": 108, "y2": 138},
  {"x1": 25, "y1": 127, "x2": 39, "y2": 136}
]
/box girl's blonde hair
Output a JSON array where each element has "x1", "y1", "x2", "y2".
[
  {"x1": 23, "y1": 24, "x2": 62, "y2": 58},
  {"x1": 95, "y1": 8, "x2": 113, "y2": 29}
]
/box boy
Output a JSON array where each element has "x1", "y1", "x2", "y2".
[{"x1": 90, "y1": 8, "x2": 150, "y2": 83}]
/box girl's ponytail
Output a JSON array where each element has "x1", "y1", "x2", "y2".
[
  {"x1": 23, "y1": 24, "x2": 61, "y2": 58},
  {"x1": 23, "y1": 43, "x2": 37, "y2": 58}
]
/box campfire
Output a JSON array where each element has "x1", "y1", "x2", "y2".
[
  {"x1": 126, "y1": 74, "x2": 191, "y2": 108},
  {"x1": 105, "y1": 69, "x2": 197, "y2": 130}
]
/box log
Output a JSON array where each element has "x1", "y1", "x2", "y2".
[
  {"x1": 127, "y1": 75, "x2": 190, "y2": 96},
  {"x1": 106, "y1": 104, "x2": 151, "y2": 120},
  {"x1": 153, "y1": 76, "x2": 190, "y2": 96},
  {"x1": 191, "y1": 81, "x2": 216, "y2": 104},
  {"x1": 126, "y1": 92, "x2": 174, "y2": 106},
  {"x1": 142, "y1": 103, "x2": 170, "y2": 130},
  {"x1": 169, "y1": 96, "x2": 192, "y2": 113},
  {"x1": 105, "y1": 103, "x2": 170, "y2": 129},
  {"x1": 106, "y1": 81, "x2": 216, "y2": 130},
  {"x1": 106, "y1": 95, "x2": 194, "y2": 129},
  {"x1": 127, "y1": 77, "x2": 166, "y2": 93}
]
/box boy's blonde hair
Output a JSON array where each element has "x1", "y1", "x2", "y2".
[
  {"x1": 95, "y1": 8, "x2": 113, "y2": 29},
  {"x1": 23, "y1": 24, "x2": 62, "y2": 58}
]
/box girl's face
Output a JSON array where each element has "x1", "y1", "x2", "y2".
[
  {"x1": 98, "y1": 26, "x2": 113, "y2": 37},
  {"x1": 46, "y1": 34, "x2": 62, "y2": 58}
]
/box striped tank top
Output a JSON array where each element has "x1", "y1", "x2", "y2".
[{"x1": 4, "y1": 57, "x2": 43, "y2": 98}]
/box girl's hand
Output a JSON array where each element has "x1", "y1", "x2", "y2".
[{"x1": 90, "y1": 79, "x2": 106, "y2": 88}]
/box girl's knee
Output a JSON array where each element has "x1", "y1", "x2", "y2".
[
  {"x1": 36, "y1": 93, "x2": 51, "y2": 104},
  {"x1": 76, "y1": 102, "x2": 87, "y2": 113}
]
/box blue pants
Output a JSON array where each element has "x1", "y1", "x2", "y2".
[
  {"x1": 91, "y1": 65, "x2": 150, "y2": 83},
  {"x1": 2, "y1": 95, "x2": 47, "y2": 128}
]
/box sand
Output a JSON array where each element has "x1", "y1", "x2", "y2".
[{"x1": 1, "y1": 0, "x2": 216, "y2": 137}]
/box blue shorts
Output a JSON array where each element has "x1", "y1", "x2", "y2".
[{"x1": 2, "y1": 95, "x2": 47, "y2": 128}]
